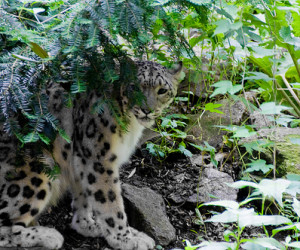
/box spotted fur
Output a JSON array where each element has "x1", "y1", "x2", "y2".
[{"x1": 0, "y1": 61, "x2": 182, "y2": 249}]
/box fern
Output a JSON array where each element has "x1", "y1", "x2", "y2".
[{"x1": 0, "y1": 0, "x2": 198, "y2": 144}]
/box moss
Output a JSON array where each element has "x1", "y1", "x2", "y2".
[{"x1": 276, "y1": 134, "x2": 300, "y2": 175}]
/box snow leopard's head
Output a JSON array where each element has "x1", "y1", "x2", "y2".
[{"x1": 131, "y1": 61, "x2": 183, "y2": 127}]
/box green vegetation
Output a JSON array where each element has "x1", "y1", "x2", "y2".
[{"x1": 1, "y1": 0, "x2": 300, "y2": 249}]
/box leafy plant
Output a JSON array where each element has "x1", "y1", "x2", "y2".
[{"x1": 190, "y1": 177, "x2": 300, "y2": 250}]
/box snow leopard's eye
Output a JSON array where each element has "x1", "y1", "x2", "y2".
[{"x1": 157, "y1": 88, "x2": 168, "y2": 95}]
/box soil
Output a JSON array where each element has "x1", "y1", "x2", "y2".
[{"x1": 35, "y1": 144, "x2": 262, "y2": 250}]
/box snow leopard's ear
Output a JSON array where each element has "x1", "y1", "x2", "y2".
[{"x1": 168, "y1": 61, "x2": 183, "y2": 77}]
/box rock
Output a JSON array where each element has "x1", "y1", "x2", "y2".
[
  {"x1": 168, "y1": 167, "x2": 237, "y2": 205},
  {"x1": 185, "y1": 98, "x2": 247, "y2": 148},
  {"x1": 190, "y1": 154, "x2": 210, "y2": 166},
  {"x1": 0, "y1": 248, "x2": 45, "y2": 250},
  {"x1": 138, "y1": 128, "x2": 160, "y2": 146},
  {"x1": 250, "y1": 110, "x2": 273, "y2": 129},
  {"x1": 122, "y1": 183, "x2": 176, "y2": 246},
  {"x1": 187, "y1": 167, "x2": 237, "y2": 204},
  {"x1": 240, "y1": 127, "x2": 300, "y2": 175}
]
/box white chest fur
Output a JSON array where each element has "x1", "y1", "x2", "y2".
[{"x1": 110, "y1": 114, "x2": 145, "y2": 166}]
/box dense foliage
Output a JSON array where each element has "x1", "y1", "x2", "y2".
[
  {"x1": 1, "y1": 0, "x2": 300, "y2": 249},
  {"x1": 0, "y1": 0, "x2": 196, "y2": 143}
]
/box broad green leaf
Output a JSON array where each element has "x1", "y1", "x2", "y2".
[
  {"x1": 229, "y1": 180, "x2": 259, "y2": 189},
  {"x1": 292, "y1": 198, "x2": 300, "y2": 217},
  {"x1": 285, "y1": 180, "x2": 300, "y2": 197},
  {"x1": 210, "y1": 81, "x2": 242, "y2": 97},
  {"x1": 231, "y1": 21, "x2": 243, "y2": 31},
  {"x1": 204, "y1": 103, "x2": 224, "y2": 114},
  {"x1": 279, "y1": 26, "x2": 300, "y2": 46},
  {"x1": 242, "y1": 238, "x2": 284, "y2": 250},
  {"x1": 273, "y1": 223, "x2": 300, "y2": 235},
  {"x1": 195, "y1": 241, "x2": 236, "y2": 250},
  {"x1": 260, "y1": 102, "x2": 292, "y2": 115},
  {"x1": 239, "y1": 215, "x2": 291, "y2": 228},
  {"x1": 189, "y1": 142, "x2": 205, "y2": 151},
  {"x1": 286, "y1": 173, "x2": 300, "y2": 181},
  {"x1": 242, "y1": 139, "x2": 273, "y2": 155},
  {"x1": 206, "y1": 208, "x2": 256, "y2": 224},
  {"x1": 251, "y1": 47, "x2": 275, "y2": 58},
  {"x1": 241, "y1": 241, "x2": 270, "y2": 250},
  {"x1": 244, "y1": 72, "x2": 273, "y2": 81},
  {"x1": 258, "y1": 179, "x2": 291, "y2": 207},
  {"x1": 245, "y1": 159, "x2": 274, "y2": 174},
  {"x1": 286, "y1": 242, "x2": 300, "y2": 248},
  {"x1": 248, "y1": 55, "x2": 273, "y2": 77},
  {"x1": 204, "y1": 200, "x2": 239, "y2": 210},
  {"x1": 213, "y1": 19, "x2": 231, "y2": 36},
  {"x1": 178, "y1": 142, "x2": 192, "y2": 157},
  {"x1": 232, "y1": 127, "x2": 256, "y2": 138}
]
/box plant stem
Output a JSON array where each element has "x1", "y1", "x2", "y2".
[
  {"x1": 280, "y1": 74, "x2": 300, "y2": 111},
  {"x1": 274, "y1": 79, "x2": 300, "y2": 117},
  {"x1": 287, "y1": 45, "x2": 300, "y2": 79}
]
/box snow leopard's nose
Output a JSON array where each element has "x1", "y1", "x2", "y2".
[{"x1": 141, "y1": 108, "x2": 151, "y2": 115}]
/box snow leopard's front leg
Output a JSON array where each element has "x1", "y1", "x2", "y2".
[{"x1": 70, "y1": 155, "x2": 155, "y2": 250}]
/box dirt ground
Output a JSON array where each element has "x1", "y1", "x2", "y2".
[{"x1": 38, "y1": 146, "x2": 271, "y2": 250}]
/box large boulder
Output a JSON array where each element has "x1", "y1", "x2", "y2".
[{"x1": 185, "y1": 98, "x2": 247, "y2": 148}]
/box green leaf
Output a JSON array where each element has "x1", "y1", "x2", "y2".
[
  {"x1": 242, "y1": 238, "x2": 285, "y2": 250},
  {"x1": 23, "y1": 132, "x2": 39, "y2": 143},
  {"x1": 273, "y1": 223, "x2": 300, "y2": 235},
  {"x1": 213, "y1": 19, "x2": 231, "y2": 36},
  {"x1": 178, "y1": 142, "x2": 192, "y2": 157},
  {"x1": 12, "y1": 54, "x2": 40, "y2": 62},
  {"x1": 239, "y1": 215, "x2": 291, "y2": 228},
  {"x1": 250, "y1": 47, "x2": 275, "y2": 58},
  {"x1": 279, "y1": 26, "x2": 300, "y2": 46},
  {"x1": 204, "y1": 103, "x2": 224, "y2": 114},
  {"x1": 189, "y1": 142, "x2": 205, "y2": 151},
  {"x1": 204, "y1": 200, "x2": 239, "y2": 210},
  {"x1": 242, "y1": 139, "x2": 273, "y2": 155},
  {"x1": 245, "y1": 159, "x2": 274, "y2": 174},
  {"x1": 29, "y1": 42, "x2": 49, "y2": 59},
  {"x1": 37, "y1": 133, "x2": 51, "y2": 145},
  {"x1": 244, "y1": 72, "x2": 273, "y2": 81},
  {"x1": 258, "y1": 179, "x2": 291, "y2": 207},
  {"x1": 292, "y1": 198, "x2": 300, "y2": 217},
  {"x1": 260, "y1": 102, "x2": 292, "y2": 115},
  {"x1": 58, "y1": 129, "x2": 71, "y2": 143},
  {"x1": 206, "y1": 207, "x2": 256, "y2": 224},
  {"x1": 287, "y1": 242, "x2": 300, "y2": 248},
  {"x1": 229, "y1": 180, "x2": 259, "y2": 189},
  {"x1": 210, "y1": 81, "x2": 242, "y2": 97},
  {"x1": 232, "y1": 127, "x2": 256, "y2": 138}
]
